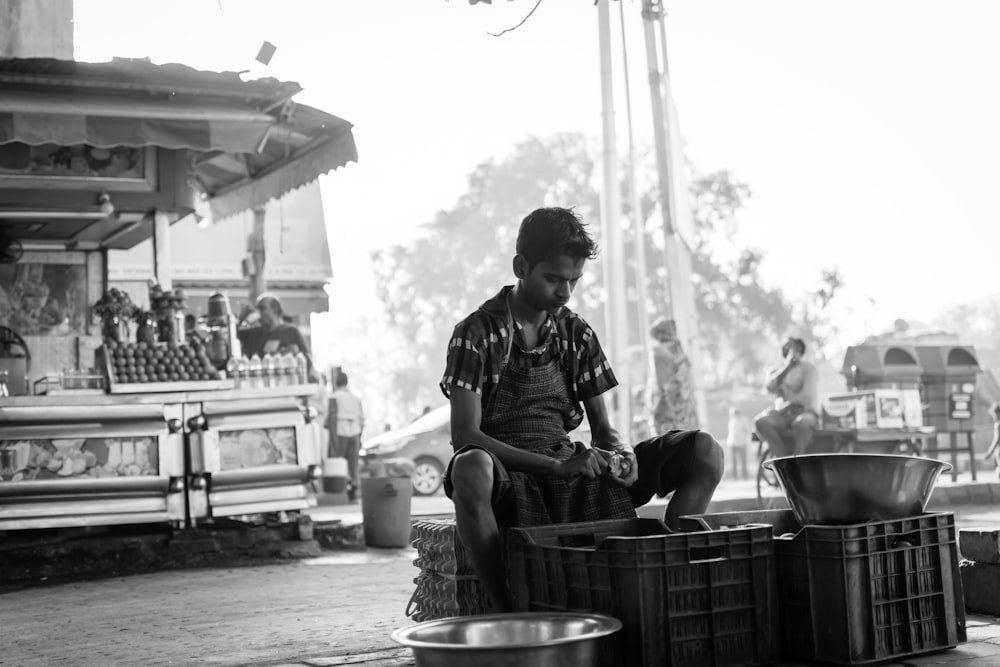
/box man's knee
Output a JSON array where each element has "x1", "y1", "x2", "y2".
[
  {"x1": 791, "y1": 413, "x2": 817, "y2": 436},
  {"x1": 754, "y1": 412, "x2": 777, "y2": 434},
  {"x1": 450, "y1": 448, "x2": 494, "y2": 503},
  {"x1": 691, "y1": 431, "x2": 725, "y2": 486}
]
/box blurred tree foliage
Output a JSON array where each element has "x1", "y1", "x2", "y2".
[{"x1": 371, "y1": 132, "x2": 842, "y2": 406}]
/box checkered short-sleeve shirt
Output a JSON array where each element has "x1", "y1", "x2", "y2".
[{"x1": 439, "y1": 286, "x2": 618, "y2": 413}]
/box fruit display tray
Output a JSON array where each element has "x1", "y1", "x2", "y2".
[{"x1": 97, "y1": 345, "x2": 234, "y2": 394}]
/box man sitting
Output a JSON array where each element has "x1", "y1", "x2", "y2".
[
  {"x1": 440, "y1": 207, "x2": 725, "y2": 612},
  {"x1": 754, "y1": 337, "x2": 819, "y2": 458}
]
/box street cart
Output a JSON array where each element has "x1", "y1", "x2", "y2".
[{"x1": 0, "y1": 57, "x2": 356, "y2": 531}]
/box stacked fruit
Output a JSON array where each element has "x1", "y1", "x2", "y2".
[
  {"x1": 106, "y1": 341, "x2": 221, "y2": 384},
  {"x1": 92, "y1": 287, "x2": 140, "y2": 321},
  {"x1": 149, "y1": 284, "x2": 186, "y2": 311}
]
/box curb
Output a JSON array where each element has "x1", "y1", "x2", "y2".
[
  {"x1": 0, "y1": 519, "x2": 322, "y2": 589},
  {"x1": 930, "y1": 481, "x2": 1000, "y2": 507}
]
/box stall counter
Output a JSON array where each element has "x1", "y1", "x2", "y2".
[{"x1": 0, "y1": 384, "x2": 323, "y2": 531}]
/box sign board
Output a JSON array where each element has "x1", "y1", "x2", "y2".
[
  {"x1": 108, "y1": 263, "x2": 330, "y2": 282},
  {"x1": 949, "y1": 392, "x2": 973, "y2": 420}
]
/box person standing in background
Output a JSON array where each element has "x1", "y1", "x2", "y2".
[
  {"x1": 645, "y1": 317, "x2": 700, "y2": 435},
  {"x1": 330, "y1": 371, "x2": 365, "y2": 502},
  {"x1": 311, "y1": 372, "x2": 331, "y2": 466}
]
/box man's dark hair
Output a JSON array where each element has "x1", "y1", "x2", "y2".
[
  {"x1": 256, "y1": 293, "x2": 283, "y2": 315},
  {"x1": 515, "y1": 207, "x2": 598, "y2": 269},
  {"x1": 335, "y1": 371, "x2": 349, "y2": 388},
  {"x1": 784, "y1": 338, "x2": 806, "y2": 355}
]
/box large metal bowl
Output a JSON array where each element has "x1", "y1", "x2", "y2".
[
  {"x1": 763, "y1": 453, "x2": 952, "y2": 524},
  {"x1": 391, "y1": 612, "x2": 622, "y2": 667}
]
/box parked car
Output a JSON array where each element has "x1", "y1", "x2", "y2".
[
  {"x1": 359, "y1": 406, "x2": 452, "y2": 496},
  {"x1": 359, "y1": 404, "x2": 595, "y2": 497}
]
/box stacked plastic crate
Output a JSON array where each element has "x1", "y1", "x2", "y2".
[
  {"x1": 507, "y1": 517, "x2": 780, "y2": 667},
  {"x1": 681, "y1": 509, "x2": 968, "y2": 665},
  {"x1": 957, "y1": 528, "x2": 1000, "y2": 616},
  {"x1": 406, "y1": 518, "x2": 490, "y2": 622}
]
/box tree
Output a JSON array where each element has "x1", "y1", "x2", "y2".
[
  {"x1": 371, "y1": 132, "x2": 845, "y2": 411},
  {"x1": 931, "y1": 296, "x2": 1000, "y2": 352},
  {"x1": 671, "y1": 170, "x2": 792, "y2": 385},
  {"x1": 370, "y1": 133, "x2": 604, "y2": 413}
]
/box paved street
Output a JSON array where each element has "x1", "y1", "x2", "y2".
[
  {"x1": 0, "y1": 550, "x2": 417, "y2": 667},
  {"x1": 4, "y1": 475, "x2": 1000, "y2": 666}
]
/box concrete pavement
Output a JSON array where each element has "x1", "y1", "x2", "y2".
[{"x1": 4, "y1": 531, "x2": 1000, "y2": 667}]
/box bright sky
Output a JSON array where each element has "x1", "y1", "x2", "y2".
[{"x1": 74, "y1": 0, "x2": 1000, "y2": 348}]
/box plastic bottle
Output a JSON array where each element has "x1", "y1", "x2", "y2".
[
  {"x1": 249, "y1": 355, "x2": 263, "y2": 390},
  {"x1": 262, "y1": 353, "x2": 276, "y2": 388},
  {"x1": 226, "y1": 357, "x2": 240, "y2": 388},
  {"x1": 275, "y1": 353, "x2": 286, "y2": 387},
  {"x1": 237, "y1": 356, "x2": 250, "y2": 388},
  {"x1": 282, "y1": 352, "x2": 296, "y2": 386},
  {"x1": 294, "y1": 351, "x2": 308, "y2": 385}
]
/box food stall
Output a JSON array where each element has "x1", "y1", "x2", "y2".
[{"x1": 0, "y1": 57, "x2": 357, "y2": 531}]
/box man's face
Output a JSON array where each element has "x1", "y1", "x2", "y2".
[
  {"x1": 784, "y1": 341, "x2": 803, "y2": 362},
  {"x1": 257, "y1": 300, "x2": 280, "y2": 329},
  {"x1": 517, "y1": 253, "x2": 586, "y2": 315}
]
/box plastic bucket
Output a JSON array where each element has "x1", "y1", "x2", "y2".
[
  {"x1": 361, "y1": 476, "x2": 413, "y2": 548},
  {"x1": 322, "y1": 457, "x2": 348, "y2": 494}
]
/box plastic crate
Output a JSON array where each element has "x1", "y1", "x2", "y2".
[
  {"x1": 679, "y1": 510, "x2": 967, "y2": 665},
  {"x1": 780, "y1": 513, "x2": 966, "y2": 664},
  {"x1": 508, "y1": 517, "x2": 779, "y2": 667},
  {"x1": 405, "y1": 569, "x2": 491, "y2": 622},
  {"x1": 679, "y1": 509, "x2": 801, "y2": 536},
  {"x1": 407, "y1": 519, "x2": 489, "y2": 621},
  {"x1": 411, "y1": 518, "x2": 476, "y2": 576}
]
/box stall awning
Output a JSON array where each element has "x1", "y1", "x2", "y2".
[
  {"x1": 0, "y1": 58, "x2": 357, "y2": 221},
  {"x1": 0, "y1": 90, "x2": 275, "y2": 152},
  {"x1": 197, "y1": 103, "x2": 358, "y2": 221}
]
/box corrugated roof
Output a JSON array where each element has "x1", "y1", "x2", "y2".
[
  {"x1": 0, "y1": 57, "x2": 356, "y2": 228},
  {"x1": 0, "y1": 57, "x2": 301, "y2": 108}
]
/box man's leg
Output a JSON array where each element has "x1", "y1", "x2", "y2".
[
  {"x1": 450, "y1": 448, "x2": 511, "y2": 612},
  {"x1": 754, "y1": 411, "x2": 792, "y2": 458},
  {"x1": 790, "y1": 412, "x2": 818, "y2": 456},
  {"x1": 664, "y1": 432, "x2": 725, "y2": 529},
  {"x1": 344, "y1": 435, "x2": 360, "y2": 501},
  {"x1": 733, "y1": 445, "x2": 748, "y2": 479}
]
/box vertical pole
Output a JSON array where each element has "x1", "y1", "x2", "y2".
[
  {"x1": 641, "y1": 0, "x2": 707, "y2": 425},
  {"x1": 152, "y1": 209, "x2": 173, "y2": 290},
  {"x1": 618, "y1": 0, "x2": 652, "y2": 396},
  {"x1": 249, "y1": 205, "x2": 267, "y2": 302},
  {"x1": 597, "y1": 0, "x2": 632, "y2": 439},
  {"x1": 653, "y1": 5, "x2": 708, "y2": 425},
  {"x1": 641, "y1": 0, "x2": 676, "y2": 318}
]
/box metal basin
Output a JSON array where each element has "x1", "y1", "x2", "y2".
[
  {"x1": 763, "y1": 453, "x2": 952, "y2": 525},
  {"x1": 391, "y1": 612, "x2": 622, "y2": 667}
]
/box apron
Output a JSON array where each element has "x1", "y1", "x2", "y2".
[{"x1": 481, "y1": 300, "x2": 635, "y2": 527}]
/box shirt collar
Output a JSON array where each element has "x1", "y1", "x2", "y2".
[{"x1": 477, "y1": 284, "x2": 572, "y2": 324}]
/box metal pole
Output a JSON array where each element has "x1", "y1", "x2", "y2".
[
  {"x1": 618, "y1": 0, "x2": 652, "y2": 393},
  {"x1": 647, "y1": 1, "x2": 708, "y2": 424},
  {"x1": 152, "y1": 210, "x2": 173, "y2": 290},
  {"x1": 597, "y1": 0, "x2": 632, "y2": 438},
  {"x1": 640, "y1": 0, "x2": 676, "y2": 319},
  {"x1": 249, "y1": 205, "x2": 267, "y2": 302}
]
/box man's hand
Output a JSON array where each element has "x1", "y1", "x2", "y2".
[
  {"x1": 558, "y1": 445, "x2": 609, "y2": 483},
  {"x1": 595, "y1": 447, "x2": 639, "y2": 487}
]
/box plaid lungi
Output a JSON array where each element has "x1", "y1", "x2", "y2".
[{"x1": 461, "y1": 354, "x2": 636, "y2": 527}]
